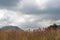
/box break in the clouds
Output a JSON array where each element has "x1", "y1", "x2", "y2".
[{"x1": 0, "y1": 0, "x2": 60, "y2": 30}]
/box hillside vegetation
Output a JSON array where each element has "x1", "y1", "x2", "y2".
[{"x1": 0, "y1": 24, "x2": 60, "y2": 40}]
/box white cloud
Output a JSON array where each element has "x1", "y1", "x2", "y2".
[
  {"x1": 0, "y1": 9, "x2": 7, "y2": 19},
  {"x1": 0, "y1": 9, "x2": 26, "y2": 26},
  {"x1": 0, "y1": 9, "x2": 39, "y2": 27},
  {"x1": 17, "y1": 0, "x2": 49, "y2": 11},
  {"x1": 0, "y1": 9, "x2": 60, "y2": 30},
  {"x1": 35, "y1": 0, "x2": 48, "y2": 9}
]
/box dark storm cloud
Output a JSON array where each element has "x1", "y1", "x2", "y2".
[
  {"x1": 20, "y1": 4, "x2": 43, "y2": 15},
  {"x1": 20, "y1": 0, "x2": 60, "y2": 21},
  {"x1": 0, "y1": 0, "x2": 21, "y2": 9},
  {"x1": 21, "y1": 7, "x2": 60, "y2": 15},
  {"x1": 20, "y1": 0, "x2": 60, "y2": 15}
]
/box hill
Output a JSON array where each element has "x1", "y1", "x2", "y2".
[{"x1": 0, "y1": 26, "x2": 23, "y2": 31}]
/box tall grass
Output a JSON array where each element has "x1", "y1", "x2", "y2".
[{"x1": 0, "y1": 29, "x2": 60, "y2": 40}]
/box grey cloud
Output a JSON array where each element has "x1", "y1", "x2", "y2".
[
  {"x1": 20, "y1": 0, "x2": 60, "y2": 15},
  {"x1": 0, "y1": 0, "x2": 60, "y2": 30},
  {"x1": 19, "y1": 0, "x2": 60, "y2": 21},
  {"x1": 0, "y1": 0, "x2": 21, "y2": 9},
  {"x1": 20, "y1": 3, "x2": 42, "y2": 15}
]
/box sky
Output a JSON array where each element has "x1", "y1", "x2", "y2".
[{"x1": 0, "y1": 0, "x2": 60, "y2": 30}]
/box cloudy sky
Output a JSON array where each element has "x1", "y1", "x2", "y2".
[{"x1": 0, "y1": 0, "x2": 60, "y2": 30}]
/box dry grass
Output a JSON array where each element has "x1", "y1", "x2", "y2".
[{"x1": 0, "y1": 30, "x2": 60, "y2": 40}]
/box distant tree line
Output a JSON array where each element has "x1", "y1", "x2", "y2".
[{"x1": 45, "y1": 23, "x2": 58, "y2": 30}]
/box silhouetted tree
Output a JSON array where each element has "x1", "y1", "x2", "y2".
[
  {"x1": 52, "y1": 23, "x2": 58, "y2": 30},
  {"x1": 46, "y1": 23, "x2": 58, "y2": 30}
]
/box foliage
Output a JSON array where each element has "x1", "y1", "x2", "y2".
[
  {"x1": 0, "y1": 24, "x2": 60, "y2": 40},
  {"x1": 0, "y1": 29, "x2": 60, "y2": 40},
  {"x1": 46, "y1": 23, "x2": 58, "y2": 30}
]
